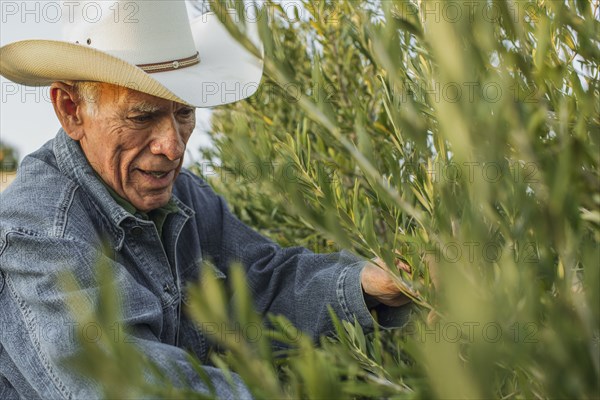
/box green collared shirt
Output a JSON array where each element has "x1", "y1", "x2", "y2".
[{"x1": 101, "y1": 181, "x2": 179, "y2": 240}]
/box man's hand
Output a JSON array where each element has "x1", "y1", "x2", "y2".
[{"x1": 360, "y1": 257, "x2": 414, "y2": 307}]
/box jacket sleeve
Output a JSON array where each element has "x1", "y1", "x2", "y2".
[
  {"x1": 199, "y1": 188, "x2": 411, "y2": 341},
  {"x1": 0, "y1": 232, "x2": 251, "y2": 400}
]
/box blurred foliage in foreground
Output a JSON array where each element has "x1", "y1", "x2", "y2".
[
  {"x1": 0, "y1": 141, "x2": 18, "y2": 172},
  {"x1": 71, "y1": 0, "x2": 599, "y2": 399}
]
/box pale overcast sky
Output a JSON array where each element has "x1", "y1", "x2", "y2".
[{"x1": 0, "y1": 0, "x2": 213, "y2": 166}]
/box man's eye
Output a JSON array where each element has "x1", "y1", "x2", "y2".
[
  {"x1": 129, "y1": 114, "x2": 153, "y2": 123},
  {"x1": 177, "y1": 108, "x2": 195, "y2": 118}
]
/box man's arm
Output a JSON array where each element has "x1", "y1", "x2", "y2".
[
  {"x1": 201, "y1": 189, "x2": 412, "y2": 341},
  {"x1": 0, "y1": 233, "x2": 250, "y2": 399}
]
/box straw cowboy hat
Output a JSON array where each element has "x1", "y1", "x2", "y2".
[{"x1": 0, "y1": 1, "x2": 263, "y2": 107}]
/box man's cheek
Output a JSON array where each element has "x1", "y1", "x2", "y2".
[{"x1": 127, "y1": 171, "x2": 143, "y2": 187}]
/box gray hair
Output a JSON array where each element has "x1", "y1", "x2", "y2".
[{"x1": 71, "y1": 81, "x2": 101, "y2": 116}]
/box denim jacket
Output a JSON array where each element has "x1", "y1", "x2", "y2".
[{"x1": 0, "y1": 129, "x2": 410, "y2": 399}]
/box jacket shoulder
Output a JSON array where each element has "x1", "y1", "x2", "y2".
[
  {"x1": 172, "y1": 168, "x2": 220, "y2": 206},
  {"x1": 0, "y1": 149, "x2": 97, "y2": 241}
]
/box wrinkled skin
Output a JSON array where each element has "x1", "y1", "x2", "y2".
[{"x1": 362, "y1": 258, "x2": 412, "y2": 307}]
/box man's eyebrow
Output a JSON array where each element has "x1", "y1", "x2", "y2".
[{"x1": 129, "y1": 102, "x2": 162, "y2": 114}]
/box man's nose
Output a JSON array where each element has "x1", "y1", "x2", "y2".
[{"x1": 150, "y1": 118, "x2": 185, "y2": 161}]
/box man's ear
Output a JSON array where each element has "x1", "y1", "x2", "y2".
[{"x1": 50, "y1": 82, "x2": 85, "y2": 141}]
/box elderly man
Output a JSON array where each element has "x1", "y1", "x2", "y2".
[{"x1": 0, "y1": 1, "x2": 411, "y2": 398}]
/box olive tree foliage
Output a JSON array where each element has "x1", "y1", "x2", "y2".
[
  {"x1": 67, "y1": 1, "x2": 599, "y2": 399},
  {"x1": 0, "y1": 141, "x2": 18, "y2": 172},
  {"x1": 191, "y1": 0, "x2": 599, "y2": 398}
]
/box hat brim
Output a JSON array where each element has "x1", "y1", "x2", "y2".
[{"x1": 0, "y1": 12, "x2": 263, "y2": 108}]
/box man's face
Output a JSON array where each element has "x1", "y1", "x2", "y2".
[{"x1": 76, "y1": 83, "x2": 195, "y2": 212}]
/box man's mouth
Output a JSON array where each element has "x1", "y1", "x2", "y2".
[
  {"x1": 136, "y1": 168, "x2": 177, "y2": 185},
  {"x1": 144, "y1": 170, "x2": 169, "y2": 178}
]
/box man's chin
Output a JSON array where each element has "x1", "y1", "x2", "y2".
[{"x1": 133, "y1": 190, "x2": 172, "y2": 212}]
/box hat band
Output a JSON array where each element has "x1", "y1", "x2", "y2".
[{"x1": 137, "y1": 52, "x2": 200, "y2": 74}]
